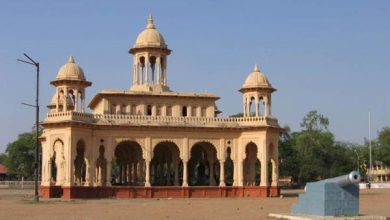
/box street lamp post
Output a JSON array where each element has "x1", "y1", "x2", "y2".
[
  {"x1": 353, "y1": 149, "x2": 360, "y2": 173},
  {"x1": 17, "y1": 53, "x2": 40, "y2": 202}
]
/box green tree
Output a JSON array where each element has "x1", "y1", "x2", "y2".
[
  {"x1": 278, "y1": 126, "x2": 299, "y2": 181},
  {"x1": 293, "y1": 110, "x2": 357, "y2": 183},
  {"x1": 0, "y1": 153, "x2": 6, "y2": 164},
  {"x1": 300, "y1": 110, "x2": 329, "y2": 131},
  {"x1": 3, "y1": 132, "x2": 36, "y2": 179},
  {"x1": 377, "y1": 127, "x2": 390, "y2": 165}
]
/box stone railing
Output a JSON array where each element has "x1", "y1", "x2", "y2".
[
  {"x1": 44, "y1": 111, "x2": 279, "y2": 128},
  {"x1": 371, "y1": 168, "x2": 390, "y2": 175},
  {"x1": 45, "y1": 111, "x2": 95, "y2": 124}
]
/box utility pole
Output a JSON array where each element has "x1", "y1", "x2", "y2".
[
  {"x1": 368, "y1": 112, "x2": 372, "y2": 189},
  {"x1": 17, "y1": 53, "x2": 40, "y2": 202}
]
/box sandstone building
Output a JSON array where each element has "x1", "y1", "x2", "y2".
[{"x1": 40, "y1": 16, "x2": 282, "y2": 199}]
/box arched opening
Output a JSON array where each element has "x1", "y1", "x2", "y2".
[
  {"x1": 50, "y1": 153, "x2": 57, "y2": 182},
  {"x1": 95, "y1": 142, "x2": 107, "y2": 186},
  {"x1": 259, "y1": 96, "x2": 264, "y2": 116},
  {"x1": 189, "y1": 142, "x2": 218, "y2": 186},
  {"x1": 182, "y1": 106, "x2": 187, "y2": 117},
  {"x1": 74, "y1": 140, "x2": 87, "y2": 186},
  {"x1": 112, "y1": 141, "x2": 144, "y2": 186},
  {"x1": 151, "y1": 141, "x2": 181, "y2": 186},
  {"x1": 147, "y1": 105, "x2": 152, "y2": 116},
  {"x1": 243, "y1": 142, "x2": 260, "y2": 186},
  {"x1": 224, "y1": 147, "x2": 234, "y2": 186},
  {"x1": 149, "y1": 56, "x2": 156, "y2": 84},
  {"x1": 59, "y1": 90, "x2": 65, "y2": 112},
  {"x1": 68, "y1": 89, "x2": 75, "y2": 111},
  {"x1": 139, "y1": 56, "x2": 145, "y2": 84},
  {"x1": 249, "y1": 97, "x2": 256, "y2": 116}
]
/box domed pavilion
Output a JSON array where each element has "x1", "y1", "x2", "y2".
[{"x1": 40, "y1": 16, "x2": 282, "y2": 199}]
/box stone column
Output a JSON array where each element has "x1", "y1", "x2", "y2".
[
  {"x1": 64, "y1": 88, "x2": 68, "y2": 112},
  {"x1": 56, "y1": 89, "x2": 60, "y2": 112},
  {"x1": 182, "y1": 160, "x2": 188, "y2": 187},
  {"x1": 238, "y1": 159, "x2": 244, "y2": 186},
  {"x1": 152, "y1": 105, "x2": 157, "y2": 116},
  {"x1": 81, "y1": 93, "x2": 86, "y2": 113},
  {"x1": 145, "y1": 159, "x2": 151, "y2": 187},
  {"x1": 255, "y1": 96, "x2": 259, "y2": 117},
  {"x1": 260, "y1": 158, "x2": 269, "y2": 187},
  {"x1": 156, "y1": 57, "x2": 161, "y2": 84},
  {"x1": 145, "y1": 55, "x2": 149, "y2": 84},
  {"x1": 242, "y1": 97, "x2": 246, "y2": 117},
  {"x1": 73, "y1": 89, "x2": 78, "y2": 112},
  {"x1": 47, "y1": 160, "x2": 52, "y2": 184},
  {"x1": 86, "y1": 159, "x2": 94, "y2": 186},
  {"x1": 267, "y1": 98, "x2": 272, "y2": 116},
  {"x1": 246, "y1": 98, "x2": 250, "y2": 117},
  {"x1": 219, "y1": 159, "x2": 226, "y2": 187},
  {"x1": 196, "y1": 106, "x2": 201, "y2": 117}
]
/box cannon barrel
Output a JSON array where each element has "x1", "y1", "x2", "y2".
[{"x1": 323, "y1": 171, "x2": 361, "y2": 186}]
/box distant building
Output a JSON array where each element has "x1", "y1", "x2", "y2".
[
  {"x1": 369, "y1": 161, "x2": 390, "y2": 182},
  {"x1": 0, "y1": 164, "x2": 7, "y2": 181},
  {"x1": 40, "y1": 16, "x2": 282, "y2": 199}
]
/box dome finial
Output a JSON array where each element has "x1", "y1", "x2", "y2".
[
  {"x1": 147, "y1": 14, "x2": 155, "y2": 29},
  {"x1": 254, "y1": 64, "x2": 260, "y2": 72},
  {"x1": 68, "y1": 55, "x2": 75, "y2": 63}
]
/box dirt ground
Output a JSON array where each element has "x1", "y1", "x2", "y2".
[{"x1": 0, "y1": 189, "x2": 389, "y2": 220}]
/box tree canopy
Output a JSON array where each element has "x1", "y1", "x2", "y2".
[{"x1": 1, "y1": 132, "x2": 37, "y2": 179}]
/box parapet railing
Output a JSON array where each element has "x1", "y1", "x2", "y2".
[{"x1": 44, "y1": 111, "x2": 279, "y2": 128}]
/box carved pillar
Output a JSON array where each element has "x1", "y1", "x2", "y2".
[
  {"x1": 260, "y1": 143, "x2": 269, "y2": 187},
  {"x1": 182, "y1": 160, "x2": 188, "y2": 187},
  {"x1": 255, "y1": 96, "x2": 259, "y2": 117},
  {"x1": 156, "y1": 57, "x2": 161, "y2": 84},
  {"x1": 242, "y1": 96, "x2": 246, "y2": 117},
  {"x1": 145, "y1": 159, "x2": 151, "y2": 187},
  {"x1": 73, "y1": 89, "x2": 78, "y2": 112},
  {"x1": 145, "y1": 54, "x2": 149, "y2": 84},
  {"x1": 219, "y1": 159, "x2": 226, "y2": 187}
]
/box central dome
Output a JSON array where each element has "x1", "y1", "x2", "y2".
[{"x1": 133, "y1": 15, "x2": 167, "y2": 49}]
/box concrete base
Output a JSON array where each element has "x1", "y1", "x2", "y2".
[
  {"x1": 40, "y1": 185, "x2": 279, "y2": 199},
  {"x1": 269, "y1": 213, "x2": 388, "y2": 220}
]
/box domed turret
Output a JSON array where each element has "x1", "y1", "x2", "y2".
[
  {"x1": 49, "y1": 56, "x2": 92, "y2": 113},
  {"x1": 241, "y1": 64, "x2": 271, "y2": 89},
  {"x1": 240, "y1": 64, "x2": 276, "y2": 117},
  {"x1": 55, "y1": 56, "x2": 86, "y2": 81},
  {"x1": 129, "y1": 15, "x2": 171, "y2": 92}
]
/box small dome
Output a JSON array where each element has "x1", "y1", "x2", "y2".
[
  {"x1": 241, "y1": 64, "x2": 271, "y2": 89},
  {"x1": 133, "y1": 15, "x2": 167, "y2": 48},
  {"x1": 55, "y1": 56, "x2": 86, "y2": 81}
]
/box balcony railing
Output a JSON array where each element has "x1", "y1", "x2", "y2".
[{"x1": 44, "y1": 111, "x2": 279, "y2": 128}]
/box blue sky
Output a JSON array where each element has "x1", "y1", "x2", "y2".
[{"x1": 0, "y1": 0, "x2": 389, "y2": 152}]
